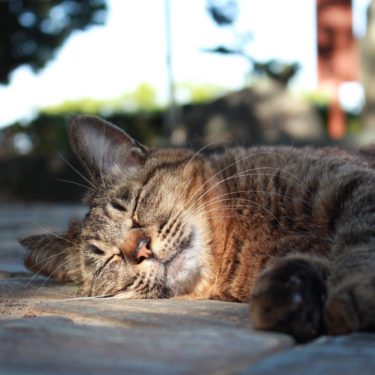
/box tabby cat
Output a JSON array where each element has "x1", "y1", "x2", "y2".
[{"x1": 21, "y1": 115, "x2": 375, "y2": 342}]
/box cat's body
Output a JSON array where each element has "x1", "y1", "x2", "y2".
[{"x1": 21, "y1": 116, "x2": 375, "y2": 342}]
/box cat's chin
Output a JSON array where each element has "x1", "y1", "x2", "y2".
[{"x1": 164, "y1": 241, "x2": 202, "y2": 296}]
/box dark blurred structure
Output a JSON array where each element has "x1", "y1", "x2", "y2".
[
  {"x1": 181, "y1": 84, "x2": 324, "y2": 146},
  {"x1": 317, "y1": 0, "x2": 359, "y2": 139},
  {"x1": 0, "y1": 0, "x2": 107, "y2": 84}
]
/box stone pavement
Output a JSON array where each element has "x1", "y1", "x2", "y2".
[{"x1": 0, "y1": 204, "x2": 374, "y2": 375}]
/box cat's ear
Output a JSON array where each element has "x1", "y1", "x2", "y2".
[
  {"x1": 68, "y1": 115, "x2": 149, "y2": 183},
  {"x1": 20, "y1": 233, "x2": 82, "y2": 283}
]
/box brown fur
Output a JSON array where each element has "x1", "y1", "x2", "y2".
[{"x1": 20, "y1": 115, "x2": 375, "y2": 342}]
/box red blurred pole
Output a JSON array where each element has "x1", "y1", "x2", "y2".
[
  {"x1": 328, "y1": 95, "x2": 346, "y2": 139},
  {"x1": 317, "y1": 0, "x2": 358, "y2": 139}
]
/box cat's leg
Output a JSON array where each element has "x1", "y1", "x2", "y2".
[
  {"x1": 323, "y1": 180, "x2": 375, "y2": 335},
  {"x1": 250, "y1": 254, "x2": 330, "y2": 342},
  {"x1": 324, "y1": 246, "x2": 375, "y2": 335}
]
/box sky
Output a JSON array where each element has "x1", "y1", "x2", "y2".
[{"x1": 0, "y1": 0, "x2": 371, "y2": 127}]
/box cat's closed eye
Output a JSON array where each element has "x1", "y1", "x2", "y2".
[
  {"x1": 131, "y1": 219, "x2": 142, "y2": 229},
  {"x1": 110, "y1": 201, "x2": 127, "y2": 212},
  {"x1": 88, "y1": 244, "x2": 105, "y2": 256}
]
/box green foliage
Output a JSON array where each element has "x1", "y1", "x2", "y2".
[
  {"x1": 42, "y1": 98, "x2": 108, "y2": 115},
  {"x1": 41, "y1": 82, "x2": 224, "y2": 117},
  {"x1": 177, "y1": 82, "x2": 225, "y2": 103},
  {"x1": 42, "y1": 83, "x2": 160, "y2": 115},
  {"x1": 303, "y1": 91, "x2": 331, "y2": 107},
  {"x1": 131, "y1": 83, "x2": 158, "y2": 110},
  {"x1": 0, "y1": 0, "x2": 107, "y2": 84}
]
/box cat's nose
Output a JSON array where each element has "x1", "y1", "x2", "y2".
[
  {"x1": 135, "y1": 237, "x2": 153, "y2": 263},
  {"x1": 122, "y1": 233, "x2": 153, "y2": 264}
]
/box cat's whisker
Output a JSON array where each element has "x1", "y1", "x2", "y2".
[
  {"x1": 29, "y1": 220, "x2": 75, "y2": 245},
  {"x1": 170, "y1": 140, "x2": 231, "y2": 214},
  {"x1": 192, "y1": 167, "x2": 307, "y2": 207},
  {"x1": 173, "y1": 157, "x2": 303, "y2": 223},
  {"x1": 23, "y1": 221, "x2": 78, "y2": 287},
  {"x1": 193, "y1": 189, "x2": 310, "y2": 213},
  {"x1": 196, "y1": 192, "x2": 313, "y2": 221},
  {"x1": 56, "y1": 178, "x2": 93, "y2": 191},
  {"x1": 25, "y1": 250, "x2": 68, "y2": 286},
  {"x1": 179, "y1": 169, "x2": 310, "y2": 220},
  {"x1": 193, "y1": 200, "x2": 265, "y2": 217},
  {"x1": 54, "y1": 294, "x2": 118, "y2": 302},
  {"x1": 29, "y1": 257, "x2": 73, "y2": 290},
  {"x1": 168, "y1": 151, "x2": 285, "y2": 225},
  {"x1": 58, "y1": 152, "x2": 96, "y2": 190},
  {"x1": 174, "y1": 151, "x2": 291, "y2": 217},
  {"x1": 193, "y1": 201, "x2": 282, "y2": 227},
  {"x1": 202, "y1": 203, "x2": 304, "y2": 228}
]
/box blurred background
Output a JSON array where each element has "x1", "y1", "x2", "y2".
[{"x1": 1, "y1": 0, "x2": 375, "y2": 201}]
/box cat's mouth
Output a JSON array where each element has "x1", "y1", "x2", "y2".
[
  {"x1": 163, "y1": 231, "x2": 193, "y2": 266},
  {"x1": 162, "y1": 230, "x2": 201, "y2": 294}
]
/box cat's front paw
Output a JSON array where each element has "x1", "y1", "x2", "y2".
[
  {"x1": 324, "y1": 274, "x2": 375, "y2": 335},
  {"x1": 250, "y1": 258, "x2": 327, "y2": 342}
]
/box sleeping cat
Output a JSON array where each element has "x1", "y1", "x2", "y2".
[{"x1": 20, "y1": 115, "x2": 375, "y2": 342}]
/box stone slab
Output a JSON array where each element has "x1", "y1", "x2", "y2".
[
  {"x1": 35, "y1": 298, "x2": 253, "y2": 328},
  {"x1": 1, "y1": 203, "x2": 375, "y2": 375},
  {"x1": 0, "y1": 279, "x2": 78, "y2": 319},
  {"x1": 241, "y1": 333, "x2": 375, "y2": 375},
  {"x1": 0, "y1": 316, "x2": 292, "y2": 375}
]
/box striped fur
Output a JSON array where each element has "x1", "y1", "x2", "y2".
[{"x1": 21, "y1": 116, "x2": 375, "y2": 341}]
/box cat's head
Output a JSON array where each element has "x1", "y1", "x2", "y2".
[{"x1": 20, "y1": 116, "x2": 217, "y2": 298}]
